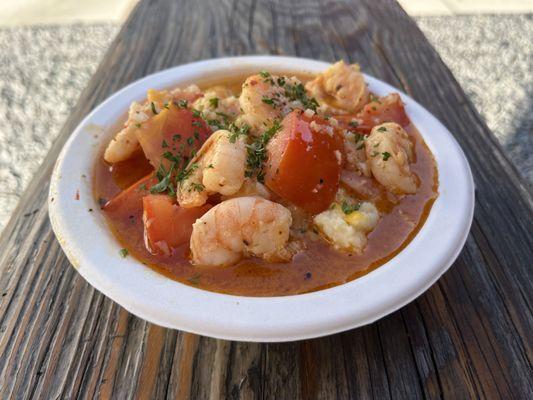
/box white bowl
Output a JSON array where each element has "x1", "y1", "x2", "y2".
[{"x1": 49, "y1": 56, "x2": 474, "y2": 342}]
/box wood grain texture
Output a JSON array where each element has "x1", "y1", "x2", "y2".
[{"x1": 0, "y1": 0, "x2": 532, "y2": 398}]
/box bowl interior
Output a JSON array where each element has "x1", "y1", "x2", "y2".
[{"x1": 49, "y1": 56, "x2": 474, "y2": 342}]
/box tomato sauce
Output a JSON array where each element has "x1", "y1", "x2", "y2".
[{"x1": 93, "y1": 75, "x2": 438, "y2": 297}]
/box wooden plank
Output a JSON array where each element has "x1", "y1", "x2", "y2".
[{"x1": 0, "y1": 0, "x2": 531, "y2": 398}]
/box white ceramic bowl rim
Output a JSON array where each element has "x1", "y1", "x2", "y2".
[{"x1": 49, "y1": 56, "x2": 474, "y2": 342}]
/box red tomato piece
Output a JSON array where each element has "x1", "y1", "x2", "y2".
[
  {"x1": 142, "y1": 195, "x2": 212, "y2": 256},
  {"x1": 103, "y1": 174, "x2": 156, "y2": 218},
  {"x1": 265, "y1": 110, "x2": 343, "y2": 214},
  {"x1": 135, "y1": 106, "x2": 210, "y2": 170},
  {"x1": 355, "y1": 93, "x2": 410, "y2": 133}
]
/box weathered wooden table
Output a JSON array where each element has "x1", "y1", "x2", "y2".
[{"x1": 1, "y1": 0, "x2": 532, "y2": 398}]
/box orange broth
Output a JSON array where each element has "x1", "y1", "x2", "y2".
[{"x1": 94, "y1": 75, "x2": 438, "y2": 297}]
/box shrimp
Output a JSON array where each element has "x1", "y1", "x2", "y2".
[
  {"x1": 190, "y1": 197, "x2": 292, "y2": 267},
  {"x1": 365, "y1": 122, "x2": 417, "y2": 194},
  {"x1": 177, "y1": 130, "x2": 247, "y2": 208},
  {"x1": 104, "y1": 101, "x2": 150, "y2": 163},
  {"x1": 221, "y1": 178, "x2": 272, "y2": 200},
  {"x1": 238, "y1": 73, "x2": 305, "y2": 133},
  {"x1": 305, "y1": 60, "x2": 369, "y2": 114},
  {"x1": 104, "y1": 85, "x2": 202, "y2": 163}
]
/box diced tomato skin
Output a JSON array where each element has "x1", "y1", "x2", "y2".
[
  {"x1": 355, "y1": 93, "x2": 410, "y2": 133},
  {"x1": 135, "y1": 106, "x2": 210, "y2": 170},
  {"x1": 142, "y1": 195, "x2": 211, "y2": 256},
  {"x1": 265, "y1": 110, "x2": 343, "y2": 214},
  {"x1": 103, "y1": 174, "x2": 156, "y2": 217}
]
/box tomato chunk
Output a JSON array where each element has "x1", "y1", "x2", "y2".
[
  {"x1": 142, "y1": 194, "x2": 211, "y2": 256},
  {"x1": 135, "y1": 105, "x2": 210, "y2": 170},
  {"x1": 103, "y1": 174, "x2": 156, "y2": 218},
  {"x1": 265, "y1": 110, "x2": 343, "y2": 214},
  {"x1": 355, "y1": 93, "x2": 410, "y2": 134}
]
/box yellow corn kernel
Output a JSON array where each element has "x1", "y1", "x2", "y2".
[{"x1": 343, "y1": 211, "x2": 365, "y2": 227}]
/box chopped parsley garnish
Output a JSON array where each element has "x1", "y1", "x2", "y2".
[
  {"x1": 228, "y1": 123, "x2": 250, "y2": 143},
  {"x1": 173, "y1": 134, "x2": 181, "y2": 141},
  {"x1": 192, "y1": 109, "x2": 201, "y2": 117},
  {"x1": 262, "y1": 96, "x2": 275, "y2": 106},
  {"x1": 209, "y1": 97, "x2": 219, "y2": 108},
  {"x1": 177, "y1": 163, "x2": 199, "y2": 182},
  {"x1": 277, "y1": 77, "x2": 286, "y2": 87},
  {"x1": 369, "y1": 94, "x2": 381, "y2": 103},
  {"x1": 284, "y1": 82, "x2": 319, "y2": 111},
  {"x1": 245, "y1": 120, "x2": 281, "y2": 182},
  {"x1": 119, "y1": 248, "x2": 129, "y2": 258},
  {"x1": 349, "y1": 121, "x2": 359, "y2": 128},
  {"x1": 162, "y1": 151, "x2": 181, "y2": 163},
  {"x1": 216, "y1": 111, "x2": 231, "y2": 120},
  {"x1": 162, "y1": 139, "x2": 168, "y2": 148},
  {"x1": 341, "y1": 201, "x2": 361, "y2": 215},
  {"x1": 150, "y1": 163, "x2": 176, "y2": 194},
  {"x1": 176, "y1": 99, "x2": 188, "y2": 108},
  {"x1": 150, "y1": 101, "x2": 158, "y2": 115},
  {"x1": 207, "y1": 119, "x2": 226, "y2": 130},
  {"x1": 354, "y1": 133, "x2": 364, "y2": 143},
  {"x1": 187, "y1": 274, "x2": 201, "y2": 285},
  {"x1": 189, "y1": 182, "x2": 205, "y2": 192},
  {"x1": 187, "y1": 137, "x2": 195, "y2": 146},
  {"x1": 192, "y1": 120, "x2": 203, "y2": 127},
  {"x1": 382, "y1": 151, "x2": 391, "y2": 161},
  {"x1": 377, "y1": 126, "x2": 387, "y2": 132},
  {"x1": 259, "y1": 70, "x2": 274, "y2": 84}
]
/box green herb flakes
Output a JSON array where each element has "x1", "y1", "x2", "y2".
[
  {"x1": 176, "y1": 99, "x2": 188, "y2": 108},
  {"x1": 245, "y1": 120, "x2": 281, "y2": 182},
  {"x1": 228, "y1": 123, "x2": 250, "y2": 143},
  {"x1": 150, "y1": 102, "x2": 158, "y2": 115},
  {"x1": 187, "y1": 274, "x2": 201, "y2": 285},
  {"x1": 189, "y1": 182, "x2": 205, "y2": 192},
  {"x1": 341, "y1": 201, "x2": 360, "y2": 215},
  {"x1": 209, "y1": 97, "x2": 219, "y2": 108},
  {"x1": 262, "y1": 96, "x2": 275, "y2": 106}
]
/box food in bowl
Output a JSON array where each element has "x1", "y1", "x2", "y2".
[{"x1": 94, "y1": 61, "x2": 438, "y2": 296}]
